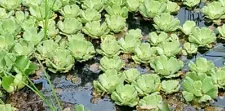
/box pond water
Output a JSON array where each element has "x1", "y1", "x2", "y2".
[{"x1": 8, "y1": 6, "x2": 225, "y2": 111}]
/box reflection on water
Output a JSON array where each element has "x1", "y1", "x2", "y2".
[
  {"x1": 213, "y1": 97, "x2": 225, "y2": 108},
  {"x1": 56, "y1": 82, "x2": 116, "y2": 111},
  {"x1": 176, "y1": 2, "x2": 205, "y2": 27}
]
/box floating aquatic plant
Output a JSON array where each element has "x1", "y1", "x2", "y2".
[
  {"x1": 182, "y1": 72, "x2": 218, "y2": 103},
  {"x1": 139, "y1": 0, "x2": 166, "y2": 18},
  {"x1": 153, "y1": 13, "x2": 180, "y2": 32},
  {"x1": 150, "y1": 55, "x2": 184, "y2": 78},
  {"x1": 188, "y1": 27, "x2": 216, "y2": 48},
  {"x1": 111, "y1": 84, "x2": 139, "y2": 107}
]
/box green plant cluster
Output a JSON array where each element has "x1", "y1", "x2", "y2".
[
  {"x1": 94, "y1": 57, "x2": 225, "y2": 110},
  {"x1": 181, "y1": 57, "x2": 225, "y2": 104},
  {"x1": 93, "y1": 69, "x2": 172, "y2": 110},
  {"x1": 202, "y1": 0, "x2": 225, "y2": 23},
  {"x1": 0, "y1": 0, "x2": 224, "y2": 110}
]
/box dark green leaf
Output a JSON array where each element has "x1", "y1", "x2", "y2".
[
  {"x1": 14, "y1": 55, "x2": 29, "y2": 72},
  {"x1": 24, "y1": 63, "x2": 38, "y2": 75}
]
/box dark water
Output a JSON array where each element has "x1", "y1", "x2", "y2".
[{"x1": 32, "y1": 6, "x2": 225, "y2": 111}]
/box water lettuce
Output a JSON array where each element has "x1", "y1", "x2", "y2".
[
  {"x1": 150, "y1": 55, "x2": 184, "y2": 78},
  {"x1": 161, "y1": 80, "x2": 180, "y2": 94},
  {"x1": 81, "y1": 0, "x2": 105, "y2": 11},
  {"x1": 93, "y1": 70, "x2": 124, "y2": 94},
  {"x1": 126, "y1": 0, "x2": 142, "y2": 12},
  {"x1": 118, "y1": 29, "x2": 142, "y2": 53},
  {"x1": 148, "y1": 32, "x2": 169, "y2": 46},
  {"x1": 97, "y1": 35, "x2": 121, "y2": 57},
  {"x1": 165, "y1": 1, "x2": 180, "y2": 14},
  {"x1": 133, "y1": 74, "x2": 161, "y2": 96},
  {"x1": 188, "y1": 57, "x2": 215, "y2": 74},
  {"x1": 68, "y1": 39, "x2": 95, "y2": 62},
  {"x1": 182, "y1": 0, "x2": 200, "y2": 8},
  {"x1": 45, "y1": 48, "x2": 74, "y2": 73},
  {"x1": 2, "y1": 56, "x2": 37, "y2": 93},
  {"x1": 182, "y1": 42, "x2": 198, "y2": 55},
  {"x1": 137, "y1": 92, "x2": 169, "y2": 111},
  {"x1": 179, "y1": 20, "x2": 196, "y2": 35},
  {"x1": 105, "y1": 4, "x2": 128, "y2": 18},
  {"x1": 79, "y1": 8, "x2": 101, "y2": 23},
  {"x1": 29, "y1": 3, "x2": 53, "y2": 21},
  {"x1": 0, "y1": 0, "x2": 21, "y2": 11},
  {"x1": 82, "y1": 21, "x2": 109, "y2": 39},
  {"x1": 60, "y1": 4, "x2": 80, "y2": 18},
  {"x1": 202, "y1": 1, "x2": 225, "y2": 20},
  {"x1": 217, "y1": 24, "x2": 225, "y2": 39},
  {"x1": 0, "y1": 18, "x2": 20, "y2": 36},
  {"x1": 99, "y1": 56, "x2": 124, "y2": 72},
  {"x1": 13, "y1": 39, "x2": 34, "y2": 56},
  {"x1": 22, "y1": 27, "x2": 44, "y2": 46},
  {"x1": 105, "y1": 15, "x2": 126, "y2": 33},
  {"x1": 188, "y1": 27, "x2": 216, "y2": 47},
  {"x1": 182, "y1": 72, "x2": 218, "y2": 103},
  {"x1": 132, "y1": 43, "x2": 158, "y2": 64},
  {"x1": 57, "y1": 18, "x2": 82, "y2": 34},
  {"x1": 139, "y1": 0, "x2": 166, "y2": 18},
  {"x1": 36, "y1": 40, "x2": 59, "y2": 60},
  {"x1": 153, "y1": 13, "x2": 180, "y2": 32},
  {"x1": 122, "y1": 68, "x2": 140, "y2": 83},
  {"x1": 105, "y1": 0, "x2": 126, "y2": 6},
  {"x1": 0, "y1": 35, "x2": 15, "y2": 51},
  {"x1": 211, "y1": 68, "x2": 225, "y2": 89},
  {"x1": 157, "y1": 39, "x2": 181, "y2": 57},
  {"x1": 111, "y1": 84, "x2": 139, "y2": 107}
]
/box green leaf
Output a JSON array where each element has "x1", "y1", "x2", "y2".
[
  {"x1": 94, "y1": 70, "x2": 124, "y2": 93},
  {"x1": 2, "y1": 76, "x2": 14, "y2": 93},
  {"x1": 0, "y1": 104, "x2": 15, "y2": 111},
  {"x1": 123, "y1": 68, "x2": 140, "y2": 83},
  {"x1": 74, "y1": 104, "x2": 90, "y2": 111},
  {"x1": 14, "y1": 55, "x2": 29, "y2": 73},
  {"x1": 158, "y1": 101, "x2": 170, "y2": 111},
  {"x1": 202, "y1": 77, "x2": 215, "y2": 94},
  {"x1": 111, "y1": 84, "x2": 138, "y2": 107},
  {"x1": 217, "y1": 24, "x2": 225, "y2": 38},
  {"x1": 183, "y1": 91, "x2": 194, "y2": 102},
  {"x1": 182, "y1": 0, "x2": 200, "y2": 7},
  {"x1": 14, "y1": 73, "x2": 22, "y2": 83},
  {"x1": 14, "y1": 55, "x2": 37, "y2": 75},
  {"x1": 153, "y1": 13, "x2": 180, "y2": 32},
  {"x1": 24, "y1": 63, "x2": 38, "y2": 75},
  {"x1": 199, "y1": 95, "x2": 212, "y2": 102},
  {"x1": 161, "y1": 80, "x2": 180, "y2": 94},
  {"x1": 188, "y1": 27, "x2": 216, "y2": 47},
  {"x1": 0, "y1": 36, "x2": 5, "y2": 48},
  {"x1": 202, "y1": 1, "x2": 225, "y2": 20},
  {"x1": 99, "y1": 56, "x2": 124, "y2": 72}
]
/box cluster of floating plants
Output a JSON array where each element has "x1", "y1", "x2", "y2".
[{"x1": 0, "y1": 0, "x2": 225, "y2": 110}]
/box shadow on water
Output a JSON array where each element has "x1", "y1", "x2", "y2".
[{"x1": 127, "y1": 13, "x2": 154, "y2": 35}]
